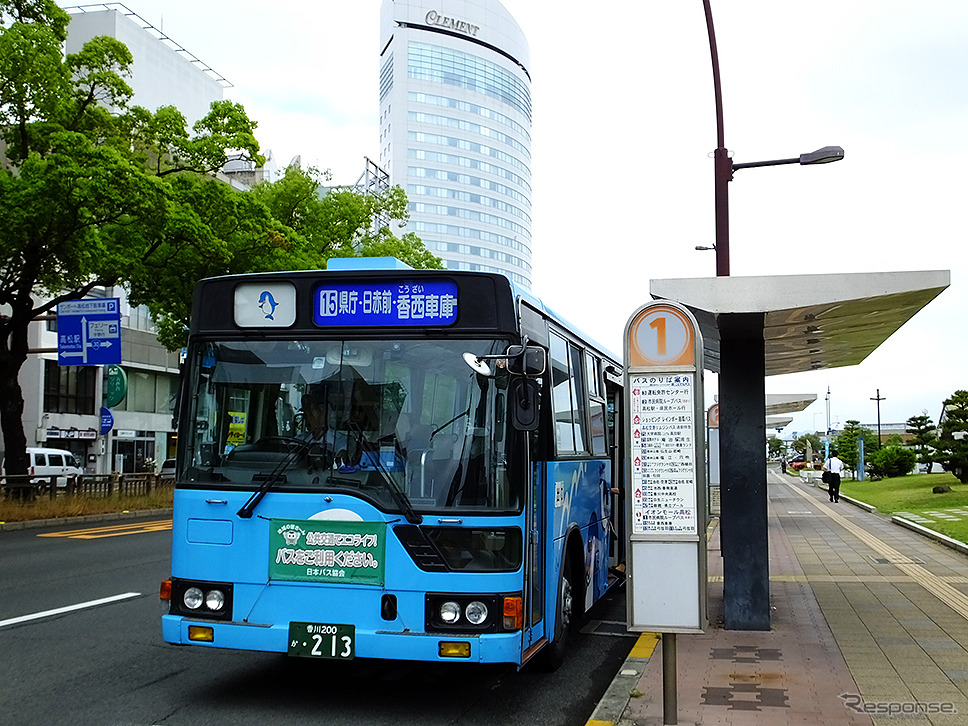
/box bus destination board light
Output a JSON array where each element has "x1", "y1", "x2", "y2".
[{"x1": 624, "y1": 301, "x2": 708, "y2": 634}]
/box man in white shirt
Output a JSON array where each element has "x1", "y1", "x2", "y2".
[{"x1": 824, "y1": 449, "x2": 846, "y2": 503}]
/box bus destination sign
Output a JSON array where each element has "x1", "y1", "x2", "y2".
[{"x1": 314, "y1": 280, "x2": 458, "y2": 327}]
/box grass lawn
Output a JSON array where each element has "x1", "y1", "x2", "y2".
[
  {"x1": 0, "y1": 489, "x2": 173, "y2": 524},
  {"x1": 839, "y1": 472, "x2": 968, "y2": 543}
]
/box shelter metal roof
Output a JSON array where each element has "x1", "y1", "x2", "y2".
[
  {"x1": 650, "y1": 271, "x2": 949, "y2": 377},
  {"x1": 767, "y1": 416, "x2": 794, "y2": 429},
  {"x1": 765, "y1": 394, "x2": 817, "y2": 415}
]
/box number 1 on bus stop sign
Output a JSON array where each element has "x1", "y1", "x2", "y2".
[{"x1": 628, "y1": 304, "x2": 695, "y2": 368}]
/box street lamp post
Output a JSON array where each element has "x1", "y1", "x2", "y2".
[
  {"x1": 702, "y1": 0, "x2": 844, "y2": 277},
  {"x1": 826, "y1": 386, "x2": 831, "y2": 436},
  {"x1": 701, "y1": 0, "x2": 845, "y2": 635}
]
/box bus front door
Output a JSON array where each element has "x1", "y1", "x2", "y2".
[{"x1": 522, "y1": 458, "x2": 546, "y2": 663}]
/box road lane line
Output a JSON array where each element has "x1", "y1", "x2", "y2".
[
  {"x1": 785, "y1": 480, "x2": 968, "y2": 621},
  {"x1": 37, "y1": 519, "x2": 172, "y2": 539},
  {"x1": 0, "y1": 592, "x2": 141, "y2": 628}
]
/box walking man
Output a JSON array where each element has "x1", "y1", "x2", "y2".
[{"x1": 824, "y1": 448, "x2": 845, "y2": 503}]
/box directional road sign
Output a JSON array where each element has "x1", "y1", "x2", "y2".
[{"x1": 57, "y1": 298, "x2": 122, "y2": 366}]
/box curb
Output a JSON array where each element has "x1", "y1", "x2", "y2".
[
  {"x1": 585, "y1": 636, "x2": 659, "y2": 726},
  {"x1": 891, "y1": 514, "x2": 968, "y2": 556},
  {"x1": 0, "y1": 508, "x2": 173, "y2": 532}
]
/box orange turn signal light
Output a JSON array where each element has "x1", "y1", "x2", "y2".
[
  {"x1": 159, "y1": 579, "x2": 171, "y2": 600},
  {"x1": 503, "y1": 595, "x2": 523, "y2": 631}
]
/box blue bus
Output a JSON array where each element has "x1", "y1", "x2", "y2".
[{"x1": 161, "y1": 260, "x2": 626, "y2": 669}]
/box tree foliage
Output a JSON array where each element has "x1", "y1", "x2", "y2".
[
  {"x1": 833, "y1": 420, "x2": 879, "y2": 474},
  {"x1": 0, "y1": 2, "x2": 440, "y2": 477},
  {"x1": 906, "y1": 413, "x2": 939, "y2": 473},
  {"x1": 937, "y1": 390, "x2": 968, "y2": 484},
  {"x1": 792, "y1": 432, "x2": 821, "y2": 459},
  {"x1": 867, "y1": 445, "x2": 916, "y2": 479},
  {"x1": 767, "y1": 436, "x2": 784, "y2": 458}
]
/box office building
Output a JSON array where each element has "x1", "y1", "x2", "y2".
[{"x1": 378, "y1": 0, "x2": 533, "y2": 287}]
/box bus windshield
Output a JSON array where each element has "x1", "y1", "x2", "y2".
[{"x1": 183, "y1": 338, "x2": 520, "y2": 513}]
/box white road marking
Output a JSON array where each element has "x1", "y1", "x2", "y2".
[{"x1": 0, "y1": 592, "x2": 141, "y2": 628}]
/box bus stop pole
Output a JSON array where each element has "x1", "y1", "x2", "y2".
[{"x1": 663, "y1": 632, "x2": 677, "y2": 725}]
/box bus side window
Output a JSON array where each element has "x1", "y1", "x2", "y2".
[
  {"x1": 550, "y1": 332, "x2": 589, "y2": 456},
  {"x1": 586, "y1": 354, "x2": 607, "y2": 457}
]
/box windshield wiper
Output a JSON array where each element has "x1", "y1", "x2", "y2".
[
  {"x1": 237, "y1": 439, "x2": 311, "y2": 519},
  {"x1": 350, "y1": 424, "x2": 422, "y2": 525}
]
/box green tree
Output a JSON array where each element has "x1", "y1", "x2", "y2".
[
  {"x1": 792, "y1": 432, "x2": 821, "y2": 460},
  {"x1": 0, "y1": 3, "x2": 440, "y2": 480},
  {"x1": 833, "y1": 420, "x2": 878, "y2": 475},
  {"x1": 767, "y1": 436, "x2": 784, "y2": 458},
  {"x1": 867, "y1": 445, "x2": 916, "y2": 479},
  {"x1": 906, "y1": 413, "x2": 939, "y2": 473},
  {"x1": 937, "y1": 390, "x2": 968, "y2": 484},
  {"x1": 884, "y1": 433, "x2": 905, "y2": 447}
]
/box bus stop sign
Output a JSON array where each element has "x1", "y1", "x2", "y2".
[{"x1": 57, "y1": 298, "x2": 122, "y2": 366}]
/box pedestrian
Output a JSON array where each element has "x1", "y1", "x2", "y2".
[
  {"x1": 823, "y1": 448, "x2": 845, "y2": 503},
  {"x1": 780, "y1": 455, "x2": 787, "y2": 474}
]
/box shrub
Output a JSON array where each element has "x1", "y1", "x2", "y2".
[{"x1": 868, "y1": 446, "x2": 917, "y2": 479}]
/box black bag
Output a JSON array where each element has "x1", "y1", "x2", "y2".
[{"x1": 821, "y1": 470, "x2": 831, "y2": 484}]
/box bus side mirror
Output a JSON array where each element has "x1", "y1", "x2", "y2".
[
  {"x1": 510, "y1": 379, "x2": 540, "y2": 431},
  {"x1": 506, "y1": 345, "x2": 546, "y2": 376}
]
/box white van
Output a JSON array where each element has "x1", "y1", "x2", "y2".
[{"x1": 2, "y1": 447, "x2": 83, "y2": 487}]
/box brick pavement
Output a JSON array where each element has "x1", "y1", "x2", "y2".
[{"x1": 589, "y1": 470, "x2": 968, "y2": 726}]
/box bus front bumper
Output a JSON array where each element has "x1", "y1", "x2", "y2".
[{"x1": 162, "y1": 614, "x2": 522, "y2": 664}]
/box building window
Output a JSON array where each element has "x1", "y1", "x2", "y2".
[
  {"x1": 44, "y1": 360, "x2": 97, "y2": 415},
  {"x1": 108, "y1": 369, "x2": 178, "y2": 413}
]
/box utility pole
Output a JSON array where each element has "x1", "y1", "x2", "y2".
[{"x1": 870, "y1": 389, "x2": 886, "y2": 449}]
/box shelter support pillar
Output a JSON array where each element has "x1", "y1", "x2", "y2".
[{"x1": 718, "y1": 313, "x2": 770, "y2": 630}]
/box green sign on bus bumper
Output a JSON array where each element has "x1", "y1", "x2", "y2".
[{"x1": 269, "y1": 519, "x2": 386, "y2": 585}]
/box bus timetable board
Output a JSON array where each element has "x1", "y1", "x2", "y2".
[
  {"x1": 628, "y1": 373, "x2": 697, "y2": 535},
  {"x1": 624, "y1": 301, "x2": 707, "y2": 634}
]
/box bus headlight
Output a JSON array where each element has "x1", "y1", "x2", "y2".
[
  {"x1": 426, "y1": 594, "x2": 511, "y2": 632},
  {"x1": 465, "y1": 601, "x2": 488, "y2": 625},
  {"x1": 183, "y1": 587, "x2": 204, "y2": 610},
  {"x1": 440, "y1": 601, "x2": 461, "y2": 624},
  {"x1": 169, "y1": 578, "x2": 234, "y2": 621},
  {"x1": 205, "y1": 590, "x2": 225, "y2": 611}
]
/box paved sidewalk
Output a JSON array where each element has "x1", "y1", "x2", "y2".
[{"x1": 589, "y1": 470, "x2": 968, "y2": 725}]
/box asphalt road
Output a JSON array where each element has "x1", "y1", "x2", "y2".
[{"x1": 0, "y1": 515, "x2": 633, "y2": 725}]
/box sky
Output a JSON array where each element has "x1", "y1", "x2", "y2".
[{"x1": 61, "y1": 1, "x2": 967, "y2": 438}]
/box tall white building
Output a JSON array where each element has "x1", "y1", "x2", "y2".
[{"x1": 379, "y1": 0, "x2": 533, "y2": 288}]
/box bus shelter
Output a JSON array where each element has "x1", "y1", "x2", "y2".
[{"x1": 649, "y1": 270, "x2": 950, "y2": 630}]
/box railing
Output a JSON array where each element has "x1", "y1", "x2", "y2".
[{"x1": 1, "y1": 473, "x2": 175, "y2": 500}]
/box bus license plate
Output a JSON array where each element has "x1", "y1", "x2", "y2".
[{"x1": 288, "y1": 622, "x2": 355, "y2": 659}]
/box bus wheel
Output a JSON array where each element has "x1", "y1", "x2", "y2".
[{"x1": 538, "y1": 555, "x2": 574, "y2": 671}]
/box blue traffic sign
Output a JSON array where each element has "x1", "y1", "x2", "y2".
[
  {"x1": 100, "y1": 406, "x2": 114, "y2": 435},
  {"x1": 57, "y1": 298, "x2": 122, "y2": 366}
]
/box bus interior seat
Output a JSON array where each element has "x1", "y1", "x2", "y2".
[{"x1": 406, "y1": 431, "x2": 459, "y2": 502}]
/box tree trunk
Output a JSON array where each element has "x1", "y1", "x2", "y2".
[{"x1": 0, "y1": 310, "x2": 34, "y2": 500}]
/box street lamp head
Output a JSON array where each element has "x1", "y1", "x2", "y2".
[
  {"x1": 799, "y1": 146, "x2": 845, "y2": 165},
  {"x1": 695, "y1": 245, "x2": 716, "y2": 251}
]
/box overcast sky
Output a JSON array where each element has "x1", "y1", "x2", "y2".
[{"x1": 63, "y1": 1, "x2": 967, "y2": 438}]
